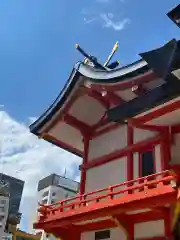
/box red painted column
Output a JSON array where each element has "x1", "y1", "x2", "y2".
[
  {"x1": 72, "y1": 230, "x2": 81, "y2": 240},
  {"x1": 56, "y1": 230, "x2": 81, "y2": 240},
  {"x1": 127, "y1": 125, "x2": 134, "y2": 181},
  {"x1": 79, "y1": 136, "x2": 89, "y2": 195},
  {"x1": 127, "y1": 222, "x2": 134, "y2": 240}
]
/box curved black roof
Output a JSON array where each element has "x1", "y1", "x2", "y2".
[
  {"x1": 30, "y1": 59, "x2": 149, "y2": 134},
  {"x1": 29, "y1": 39, "x2": 180, "y2": 153}
]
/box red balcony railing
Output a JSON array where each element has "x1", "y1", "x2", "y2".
[{"x1": 38, "y1": 170, "x2": 177, "y2": 222}]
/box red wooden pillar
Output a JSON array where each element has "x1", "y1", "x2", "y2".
[
  {"x1": 72, "y1": 230, "x2": 81, "y2": 240},
  {"x1": 55, "y1": 229, "x2": 81, "y2": 240},
  {"x1": 79, "y1": 136, "x2": 89, "y2": 195},
  {"x1": 127, "y1": 222, "x2": 134, "y2": 240},
  {"x1": 127, "y1": 125, "x2": 134, "y2": 181}
]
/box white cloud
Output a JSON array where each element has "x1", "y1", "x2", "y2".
[
  {"x1": 81, "y1": 8, "x2": 130, "y2": 31},
  {"x1": 83, "y1": 17, "x2": 98, "y2": 24},
  {"x1": 0, "y1": 110, "x2": 81, "y2": 231},
  {"x1": 100, "y1": 13, "x2": 130, "y2": 31},
  {"x1": 81, "y1": 8, "x2": 99, "y2": 25}
]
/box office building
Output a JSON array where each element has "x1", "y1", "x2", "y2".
[
  {"x1": 34, "y1": 174, "x2": 79, "y2": 240},
  {"x1": 0, "y1": 174, "x2": 24, "y2": 239}
]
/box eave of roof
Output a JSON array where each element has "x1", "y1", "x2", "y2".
[
  {"x1": 31, "y1": 39, "x2": 180, "y2": 157},
  {"x1": 108, "y1": 38, "x2": 180, "y2": 122},
  {"x1": 29, "y1": 59, "x2": 149, "y2": 134},
  {"x1": 108, "y1": 76, "x2": 180, "y2": 123},
  {"x1": 77, "y1": 59, "x2": 148, "y2": 83},
  {"x1": 30, "y1": 66, "x2": 80, "y2": 134}
]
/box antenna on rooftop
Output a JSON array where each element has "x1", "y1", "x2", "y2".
[{"x1": 75, "y1": 42, "x2": 120, "y2": 70}]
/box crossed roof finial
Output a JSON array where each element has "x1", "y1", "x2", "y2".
[{"x1": 75, "y1": 42, "x2": 120, "y2": 70}]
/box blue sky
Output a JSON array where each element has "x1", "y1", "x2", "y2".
[
  {"x1": 0, "y1": 0, "x2": 180, "y2": 234},
  {"x1": 0, "y1": 0, "x2": 179, "y2": 122}
]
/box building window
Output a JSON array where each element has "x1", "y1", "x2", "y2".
[
  {"x1": 139, "y1": 149, "x2": 155, "y2": 177},
  {"x1": 52, "y1": 192, "x2": 56, "y2": 197},
  {"x1": 95, "y1": 230, "x2": 110, "y2": 240},
  {"x1": 0, "y1": 207, "x2": 5, "y2": 212},
  {"x1": 0, "y1": 200, "x2": 6, "y2": 204},
  {"x1": 51, "y1": 199, "x2": 56, "y2": 204},
  {"x1": 42, "y1": 191, "x2": 49, "y2": 198},
  {"x1": 41, "y1": 198, "x2": 47, "y2": 204},
  {"x1": 65, "y1": 193, "x2": 69, "y2": 199}
]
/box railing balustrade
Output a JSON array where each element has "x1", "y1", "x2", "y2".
[{"x1": 38, "y1": 170, "x2": 177, "y2": 221}]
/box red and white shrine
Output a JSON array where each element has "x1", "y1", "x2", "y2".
[{"x1": 30, "y1": 31, "x2": 180, "y2": 239}]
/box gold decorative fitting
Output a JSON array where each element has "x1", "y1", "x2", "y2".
[
  {"x1": 132, "y1": 85, "x2": 138, "y2": 92},
  {"x1": 102, "y1": 91, "x2": 107, "y2": 96},
  {"x1": 170, "y1": 180, "x2": 177, "y2": 188},
  {"x1": 84, "y1": 82, "x2": 91, "y2": 88}
]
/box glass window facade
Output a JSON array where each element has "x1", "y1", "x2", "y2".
[
  {"x1": 0, "y1": 174, "x2": 24, "y2": 217},
  {"x1": 42, "y1": 191, "x2": 49, "y2": 198}
]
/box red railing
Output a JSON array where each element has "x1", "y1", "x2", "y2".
[{"x1": 38, "y1": 170, "x2": 177, "y2": 220}]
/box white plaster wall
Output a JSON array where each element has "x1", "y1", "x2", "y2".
[
  {"x1": 133, "y1": 128, "x2": 156, "y2": 143},
  {"x1": 88, "y1": 125, "x2": 127, "y2": 160},
  {"x1": 81, "y1": 228, "x2": 127, "y2": 240},
  {"x1": 85, "y1": 157, "x2": 127, "y2": 192},
  {"x1": 111, "y1": 227, "x2": 126, "y2": 240},
  {"x1": 134, "y1": 220, "x2": 164, "y2": 239},
  {"x1": 133, "y1": 153, "x2": 139, "y2": 179},
  {"x1": 50, "y1": 122, "x2": 84, "y2": 152},
  {"x1": 171, "y1": 133, "x2": 180, "y2": 164},
  {"x1": 69, "y1": 95, "x2": 106, "y2": 125},
  {"x1": 81, "y1": 231, "x2": 94, "y2": 240},
  {"x1": 96, "y1": 122, "x2": 116, "y2": 132},
  {"x1": 155, "y1": 144, "x2": 161, "y2": 172}
]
